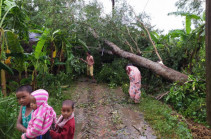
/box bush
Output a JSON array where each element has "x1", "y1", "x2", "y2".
[
  {"x1": 165, "y1": 75, "x2": 206, "y2": 124},
  {"x1": 96, "y1": 58, "x2": 128, "y2": 86},
  {"x1": 121, "y1": 83, "x2": 129, "y2": 98},
  {"x1": 0, "y1": 93, "x2": 20, "y2": 139}
]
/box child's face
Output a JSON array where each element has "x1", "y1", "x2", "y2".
[
  {"x1": 30, "y1": 96, "x2": 37, "y2": 110},
  {"x1": 16, "y1": 91, "x2": 31, "y2": 106},
  {"x1": 61, "y1": 105, "x2": 73, "y2": 119}
]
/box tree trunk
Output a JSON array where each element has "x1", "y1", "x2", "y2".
[
  {"x1": 1, "y1": 69, "x2": 6, "y2": 96},
  {"x1": 89, "y1": 27, "x2": 188, "y2": 83},
  {"x1": 206, "y1": 0, "x2": 211, "y2": 126},
  {"x1": 31, "y1": 69, "x2": 37, "y2": 90},
  {"x1": 19, "y1": 71, "x2": 22, "y2": 81},
  {"x1": 25, "y1": 70, "x2": 28, "y2": 78}
]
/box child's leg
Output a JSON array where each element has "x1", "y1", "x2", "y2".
[
  {"x1": 90, "y1": 65, "x2": 93, "y2": 77},
  {"x1": 87, "y1": 65, "x2": 90, "y2": 76}
]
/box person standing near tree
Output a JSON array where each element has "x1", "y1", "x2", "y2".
[
  {"x1": 126, "y1": 64, "x2": 141, "y2": 103},
  {"x1": 80, "y1": 51, "x2": 96, "y2": 82}
]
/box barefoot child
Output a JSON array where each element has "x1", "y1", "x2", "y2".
[
  {"x1": 80, "y1": 51, "x2": 96, "y2": 82},
  {"x1": 50, "y1": 100, "x2": 75, "y2": 139},
  {"x1": 16, "y1": 85, "x2": 33, "y2": 133},
  {"x1": 21, "y1": 89, "x2": 56, "y2": 139}
]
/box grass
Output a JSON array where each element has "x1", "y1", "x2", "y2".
[{"x1": 139, "y1": 91, "x2": 193, "y2": 139}]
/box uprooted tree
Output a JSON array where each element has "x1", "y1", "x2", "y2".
[{"x1": 88, "y1": 27, "x2": 188, "y2": 83}]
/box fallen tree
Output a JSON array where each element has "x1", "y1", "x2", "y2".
[{"x1": 89, "y1": 27, "x2": 188, "y2": 83}]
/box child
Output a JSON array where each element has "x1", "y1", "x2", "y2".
[
  {"x1": 80, "y1": 51, "x2": 96, "y2": 82},
  {"x1": 21, "y1": 89, "x2": 56, "y2": 139},
  {"x1": 50, "y1": 100, "x2": 75, "y2": 139},
  {"x1": 16, "y1": 85, "x2": 33, "y2": 133}
]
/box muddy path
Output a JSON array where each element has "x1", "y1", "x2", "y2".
[{"x1": 71, "y1": 78, "x2": 156, "y2": 139}]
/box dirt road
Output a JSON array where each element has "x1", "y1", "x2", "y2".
[{"x1": 71, "y1": 79, "x2": 156, "y2": 139}]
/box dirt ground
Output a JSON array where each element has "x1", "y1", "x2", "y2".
[{"x1": 70, "y1": 78, "x2": 157, "y2": 139}]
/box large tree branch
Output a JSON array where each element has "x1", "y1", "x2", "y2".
[
  {"x1": 88, "y1": 27, "x2": 188, "y2": 83},
  {"x1": 131, "y1": 9, "x2": 163, "y2": 63},
  {"x1": 136, "y1": 19, "x2": 163, "y2": 63},
  {"x1": 126, "y1": 27, "x2": 142, "y2": 55},
  {"x1": 125, "y1": 40, "x2": 135, "y2": 53}
]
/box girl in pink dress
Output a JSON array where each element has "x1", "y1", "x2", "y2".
[{"x1": 126, "y1": 64, "x2": 141, "y2": 103}]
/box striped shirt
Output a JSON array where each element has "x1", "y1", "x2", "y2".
[{"x1": 26, "y1": 89, "x2": 56, "y2": 138}]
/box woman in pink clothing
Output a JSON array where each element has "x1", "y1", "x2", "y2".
[
  {"x1": 21, "y1": 89, "x2": 56, "y2": 139},
  {"x1": 126, "y1": 64, "x2": 142, "y2": 103}
]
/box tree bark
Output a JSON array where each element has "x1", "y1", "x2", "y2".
[
  {"x1": 89, "y1": 27, "x2": 188, "y2": 83},
  {"x1": 206, "y1": 0, "x2": 211, "y2": 126},
  {"x1": 1, "y1": 69, "x2": 6, "y2": 96}
]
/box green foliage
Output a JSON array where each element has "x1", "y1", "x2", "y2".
[
  {"x1": 0, "y1": 61, "x2": 13, "y2": 75},
  {"x1": 165, "y1": 75, "x2": 206, "y2": 124},
  {"x1": 0, "y1": 0, "x2": 208, "y2": 137},
  {"x1": 6, "y1": 31, "x2": 24, "y2": 53},
  {"x1": 121, "y1": 83, "x2": 129, "y2": 94},
  {"x1": 37, "y1": 72, "x2": 71, "y2": 97},
  {"x1": 34, "y1": 29, "x2": 50, "y2": 59},
  {"x1": 168, "y1": 12, "x2": 202, "y2": 34},
  {"x1": 0, "y1": 93, "x2": 20, "y2": 139},
  {"x1": 96, "y1": 58, "x2": 128, "y2": 86},
  {"x1": 65, "y1": 53, "x2": 85, "y2": 76},
  {"x1": 0, "y1": 0, "x2": 17, "y2": 27},
  {"x1": 175, "y1": 0, "x2": 205, "y2": 16},
  {"x1": 140, "y1": 91, "x2": 192, "y2": 139},
  {"x1": 7, "y1": 80, "x2": 19, "y2": 92},
  {"x1": 36, "y1": 72, "x2": 74, "y2": 116}
]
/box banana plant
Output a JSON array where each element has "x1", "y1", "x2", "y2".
[
  {"x1": 166, "y1": 11, "x2": 205, "y2": 72},
  {"x1": 31, "y1": 28, "x2": 62, "y2": 72},
  {"x1": 29, "y1": 29, "x2": 50, "y2": 89},
  {"x1": 168, "y1": 11, "x2": 202, "y2": 34},
  {"x1": 0, "y1": 0, "x2": 18, "y2": 96}
]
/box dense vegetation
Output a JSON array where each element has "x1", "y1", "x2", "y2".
[{"x1": 0, "y1": 0, "x2": 208, "y2": 138}]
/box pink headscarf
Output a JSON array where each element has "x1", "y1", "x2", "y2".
[
  {"x1": 127, "y1": 66, "x2": 141, "y2": 83},
  {"x1": 25, "y1": 89, "x2": 56, "y2": 138}
]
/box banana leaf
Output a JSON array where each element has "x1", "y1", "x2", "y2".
[
  {"x1": 34, "y1": 29, "x2": 50, "y2": 59},
  {"x1": 0, "y1": 62, "x2": 13, "y2": 75},
  {"x1": 6, "y1": 31, "x2": 23, "y2": 53},
  {"x1": 78, "y1": 39, "x2": 88, "y2": 51}
]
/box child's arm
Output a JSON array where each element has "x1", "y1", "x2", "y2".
[
  {"x1": 80, "y1": 58, "x2": 87, "y2": 64},
  {"x1": 16, "y1": 106, "x2": 27, "y2": 133},
  {"x1": 50, "y1": 124, "x2": 72, "y2": 139}
]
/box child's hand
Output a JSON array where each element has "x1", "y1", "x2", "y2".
[
  {"x1": 21, "y1": 133, "x2": 27, "y2": 139},
  {"x1": 50, "y1": 123, "x2": 55, "y2": 130}
]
